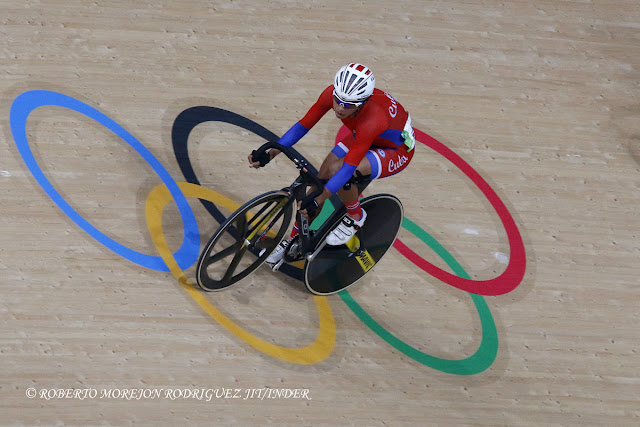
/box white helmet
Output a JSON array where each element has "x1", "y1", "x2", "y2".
[{"x1": 333, "y1": 63, "x2": 375, "y2": 103}]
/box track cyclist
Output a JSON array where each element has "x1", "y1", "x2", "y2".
[{"x1": 248, "y1": 62, "x2": 416, "y2": 270}]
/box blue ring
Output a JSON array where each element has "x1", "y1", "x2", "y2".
[{"x1": 10, "y1": 90, "x2": 199, "y2": 272}]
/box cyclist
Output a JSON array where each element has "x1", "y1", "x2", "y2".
[{"x1": 248, "y1": 62, "x2": 415, "y2": 270}]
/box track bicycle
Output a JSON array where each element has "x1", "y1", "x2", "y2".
[{"x1": 195, "y1": 141, "x2": 403, "y2": 295}]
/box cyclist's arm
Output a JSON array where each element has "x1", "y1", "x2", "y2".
[
  {"x1": 324, "y1": 116, "x2": 386, "y2": 192},
  {"x1": 252, "y1": 86, "x2": 333, "y2": 168},
  {"x1": 275, "y1": 86, "x2": 333, "y2": 148},
  {"x1": 325, "y1": 163, "x2": 357, "y2": 193}
]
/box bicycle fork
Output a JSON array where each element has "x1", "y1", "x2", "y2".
[{"x1": 243, "y1": 197, "x2": 290, "y2": 249}]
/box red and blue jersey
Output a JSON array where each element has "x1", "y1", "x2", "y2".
[
  {"x1": 278, "y1": 85, "x2": 411, "y2": 192},
  {"x1": 300, "y1": 86, "x2": 409, "y2": 167}
]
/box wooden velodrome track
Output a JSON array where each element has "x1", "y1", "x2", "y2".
[{"x1": 2, "y1": 1, "x2": 638, "y2": 425}]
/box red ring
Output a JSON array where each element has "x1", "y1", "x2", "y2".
[
  {"x1": 394, "y1": 129, "x2": 526, "y2": 295},
  {"x1": 334, "y1": 125, "x2": 526, "y2": 295}
]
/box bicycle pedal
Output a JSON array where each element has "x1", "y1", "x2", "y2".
[{"x1": 267, "y1": 259, "x2": 284, "y2": 272}]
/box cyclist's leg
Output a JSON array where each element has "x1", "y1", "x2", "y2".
[
  {"x1": 368, "y1": 143, "x2": 414, "y2": 179},
  {"x1": 273, "y1": 150, "x2": 351, "y2": 264},
  {"x1": 318, "y1": 150, "x2": 371, "y2": 209},
  {"x1": 323, "y1": 136, "x2": 415, "y2": 245},
  {"x1": 319, "y1": 140, "x2": 374, "y2": 245}
]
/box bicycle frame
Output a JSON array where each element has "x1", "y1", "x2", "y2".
[
  {"x1": 252, "y1": 140, "x2": 371, "y2": 262},
  {"x1": 197, "y1": 140, "x2": 397, "y2": 293}
]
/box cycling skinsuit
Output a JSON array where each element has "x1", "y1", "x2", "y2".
[{"x1": 278, "y1": 85, "x2": 415, "y2": 193}]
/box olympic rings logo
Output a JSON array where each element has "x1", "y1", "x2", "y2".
[{"x1": 10, "y1": 90, "x2": 526, "y2": 375}]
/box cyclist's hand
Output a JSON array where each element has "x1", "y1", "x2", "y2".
[
  {"x1": 248, "y1": 149, "x2": 271, "y2": 168},
  {"x1": 249, "y1": 149, "x2": 282, "y2": 168},
  {"x1": 299, "y1": 195, "x2": 319, "y2": 219},
  {"x1": 248, "y1": 153, "x2": 260, "y2": 168}
]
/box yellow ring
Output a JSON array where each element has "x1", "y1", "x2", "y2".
[{"x1": 145, "y1": 181, "x2": 336, "y2": 364}]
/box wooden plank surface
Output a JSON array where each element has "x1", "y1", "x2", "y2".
[{"x1": 1, "y1": 0, "x2": 639, "y2": 425}]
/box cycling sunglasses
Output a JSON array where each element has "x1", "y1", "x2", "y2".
[{"x1": 333, "y1": 91, "x2": 363, "y2": 109}]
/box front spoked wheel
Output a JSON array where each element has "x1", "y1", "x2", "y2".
[
  {"x1": 196, "y1": 190, "x2": 294, "y2": 291},
  {"x1": 304, "y1": 194, "x2": 403, "y2": 295}
]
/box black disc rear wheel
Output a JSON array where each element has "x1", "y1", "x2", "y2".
[{"x1": 304, "y1": 194, "x2": 403, "y2": 295}]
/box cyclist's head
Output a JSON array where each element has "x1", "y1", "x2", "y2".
[{"x1": 333, "y1": 63, "x2": 375, "y2": 108}]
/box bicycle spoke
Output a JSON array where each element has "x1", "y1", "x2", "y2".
[
  {"x1": 205, "y1": 243, "x2": 241, "y2": 266},
  {"x1": 210, "y1": 212, "x2": 249, "y2": 283},
  {"x1": 222, "y1": 245, "x2": 249, "y2": 284},
  {"x1": 234, "y1": 214, "x2": 248, "y2": 237}
]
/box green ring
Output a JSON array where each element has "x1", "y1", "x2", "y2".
[{"x1": 339, "y1": 217, "x2": 498, "y2": 375}]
